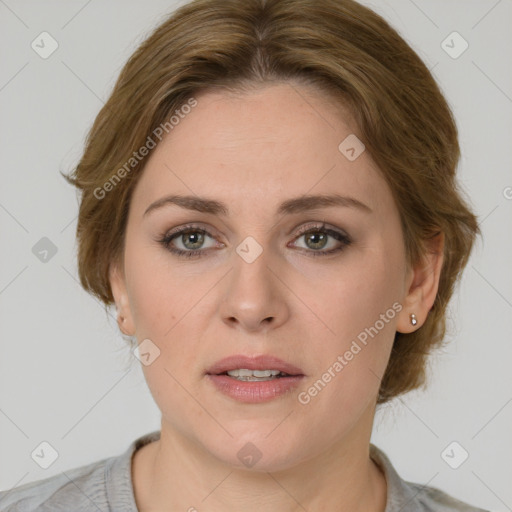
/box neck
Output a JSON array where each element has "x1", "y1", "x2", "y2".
[{"x1": 132, "y1": 410, "x2": 387, "y2": 512}]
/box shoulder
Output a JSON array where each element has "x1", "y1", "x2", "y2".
[
  {"x1": 0, "y1": 430, "x2": 160, "y2": 512},
  {"x1": 0, "y1": 457, "x2": 111, "y2": 512},
  {"x1": 370, "y1": 444, "x2": 491, "y2": 512},
  {"x1": 405, "y1": 480, "x2": 491, "y2": 512}
]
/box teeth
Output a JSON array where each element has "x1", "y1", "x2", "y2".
[{"x1": 227, "y1": 369, "x2": 283, "y2": 378}]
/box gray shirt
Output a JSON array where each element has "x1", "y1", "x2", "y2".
[{"x1": 0, "y1": 430, "x2": 489, "y2": 511}]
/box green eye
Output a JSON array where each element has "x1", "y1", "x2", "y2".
[{"x1": 159, "y1": 222, "x2": 352, "y2": 259}]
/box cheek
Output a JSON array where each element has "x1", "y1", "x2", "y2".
[
  {"x1": 299, "y1": 241, "x2": 404, "y2": 402},
  {"x1": 302, "y1": 244, "x2": 403, "y2": 342},
  {"x1": 124, "y1": 236, "x2": 184, "y2": 337},
  {"x1": 124, "y1": 240, "x2": 215, "y2": 379}
]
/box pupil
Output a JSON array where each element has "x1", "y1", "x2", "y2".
[
  {"x1": 183, "y1": 231, "x2": 204, "y2": 249},
  {"x1": 306, "y1": 232, "x2": 327, "y2": 249}
]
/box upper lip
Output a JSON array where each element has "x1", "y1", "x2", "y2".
[{"x1": 206, "y1": 355, "x2": 305, "y2": 376}]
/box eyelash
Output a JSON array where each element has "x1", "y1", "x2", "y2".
[{"x1": 158, "y1": 222, "x2": 352, "y2": 259}]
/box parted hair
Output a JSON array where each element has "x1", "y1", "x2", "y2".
[{"x1": 63, "y1": 0, "x2": 480, "y2": 404}]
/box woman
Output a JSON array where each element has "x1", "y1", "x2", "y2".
[{"x1": 0, "y1": 0, "x2": 488, "y2": 510}]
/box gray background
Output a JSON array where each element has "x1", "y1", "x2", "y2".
[{"x1": 1, "y1": 1, "x2": 511, "y2": 510}]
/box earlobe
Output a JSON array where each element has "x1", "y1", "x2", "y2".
[{"x1": 396, "y1": 232, "x2": 444, "y2": 333}]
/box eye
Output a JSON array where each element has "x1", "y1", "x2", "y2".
[
  {"x1": 158, "y1": 224, "x2": 221, "y2": 258},
  {"x1": 289, "y1": 222, "x2": 352, "y2": 257},
  {"x1": 158, "y1": 222, "x2": 352, "y2": 259}
]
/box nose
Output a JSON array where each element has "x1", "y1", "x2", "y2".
[{"x1": 218, "y1": 247, "x2": 290, "y2": 333}]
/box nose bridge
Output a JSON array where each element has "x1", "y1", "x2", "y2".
[
  {"x1": 233, "y1": 235, "x2": 271, "y2": 287},
  {"x1": 219, "y1": 232, "x2": 289, "y2": 331}
]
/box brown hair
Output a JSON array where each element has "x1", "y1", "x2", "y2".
[{"x1": 63, "y1": 0, "x2": 480, "y2": 404}]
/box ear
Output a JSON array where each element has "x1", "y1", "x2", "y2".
[
  {"x1": 396, "y1": 232, "x2": 444, "y2": 333},
  {"x1": 109, "y1": 259, "x2": 136, "y2": 337}
]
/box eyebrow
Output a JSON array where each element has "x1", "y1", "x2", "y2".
[{"x1": 143, "y1": 193, "x2": 372, "y2": 217}]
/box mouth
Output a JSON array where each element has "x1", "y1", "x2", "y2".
[
  {"x1": 205, "y1": 354, "x2": 305, "y2": 403},
  {"x1": 218, "y1": 369, "x2": 293, "y2": 381},
  {"x1": 206, "y1": 354, "x2": 305, "y2": 379}
]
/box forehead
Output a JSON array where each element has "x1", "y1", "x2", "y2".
[{"x1": 131, "y1": 82, "x2": 393, "y2": 218}]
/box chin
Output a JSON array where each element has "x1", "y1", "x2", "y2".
[{"x1": 204, "y1": 428, "x2": 312, "y2": 473}]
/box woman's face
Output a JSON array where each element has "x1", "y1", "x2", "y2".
[{"x1": 111, "y1": 82, "x2": 415, "y2": 471}]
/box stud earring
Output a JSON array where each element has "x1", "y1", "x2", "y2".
[{"x1": 410, "y1": 313, "x2": 417, "y2": 326}]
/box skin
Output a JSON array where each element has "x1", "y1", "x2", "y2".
[{"x1": 110, "y1": 81, "x2": 444, "y2": 512}]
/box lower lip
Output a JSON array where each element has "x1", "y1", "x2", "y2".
[{"x1": 206, "y1": 374, "x2": 304, "y2": 403}]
